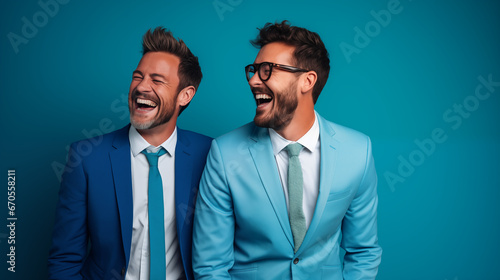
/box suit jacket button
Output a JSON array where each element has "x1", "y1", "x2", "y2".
[
  {"x1": 121, "y1": 267, "x2": 126, "y2": 276},
  {"x1": 293, "y1": 258, "x2": 299, "y2": 264}
]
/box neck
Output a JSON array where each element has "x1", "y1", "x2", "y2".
[
  {"x1": 275, "y1": 104, "x2": 315, "y2": 142},
  {"x1": 136, "y1": 117, "x2": 177, "y2": 147}
]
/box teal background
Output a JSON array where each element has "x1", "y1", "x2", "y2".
[{"x1": 1, "y1": 0, "x2": 499, "y2": 279}]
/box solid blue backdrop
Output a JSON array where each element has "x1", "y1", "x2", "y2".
[{"x1": 1, "y1": 0, "x2": 499, "y2": 279}]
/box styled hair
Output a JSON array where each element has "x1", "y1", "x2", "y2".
[
  {"x1": 142, "y1": 27, "x2": 202, "y2": 114},
  {"x1": 251, "y1": 21, "x2": 330, "y2": 104}
]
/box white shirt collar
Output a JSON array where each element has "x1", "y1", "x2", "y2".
[
  {"x1": 269, "y1": 112, "x2": 320, "y2": 155},
  {"x1": 129, "y1": 126, "x2": 177, "y2": 157}
]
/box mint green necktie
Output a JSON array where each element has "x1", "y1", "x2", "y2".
[
  {"x1": 142, "y1": 148, "x2": 167, "y2": 280},
  {"x1": 285, "y1": 143, "x2": 307, "y2": 253}
]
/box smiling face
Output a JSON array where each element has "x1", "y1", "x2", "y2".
[
  {"x1": 249, "y1": 42, "x2": 301, "y2": 131},
  {"x1": 128, "y1": 52, "x2": 181, "y2": 131}
]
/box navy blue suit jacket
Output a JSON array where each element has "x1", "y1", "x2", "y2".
[{"x1": 48, "y1": 124, "x2": 212, "y2": 280}]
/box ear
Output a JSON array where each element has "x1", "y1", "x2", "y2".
[
  {"x1": 300, "y1": 71, "x2": 317, "y2": 94},
  {"x1": 176, "y1": 85, "x2": 196, "y2": 107}
]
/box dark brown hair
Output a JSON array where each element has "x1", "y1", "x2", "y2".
[
  {"x1": 142, "y1": 27, "x2": 202, "y2": 114},
  {"x1": 251, "y1": 21, "x2": 330, "y2": 104}
]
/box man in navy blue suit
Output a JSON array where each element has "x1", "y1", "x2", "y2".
[{"x1": 48, "y1": 27, "x2": 212, "y2": 280}]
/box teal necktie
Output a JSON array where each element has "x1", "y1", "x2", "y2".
[
  {"x1": 285, "y1": 143, "x2": 307, "y2": 253},
  {"x1": 142, "y1": 148, "x2": 167, "y2": 280}
]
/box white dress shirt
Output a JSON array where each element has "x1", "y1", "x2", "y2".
[
  {"x1": 269, "y1": 112, "x2": 321, "y2": 229},
  {"x1": 125, "y1": 126, "x2": 185, "y2": 280}
]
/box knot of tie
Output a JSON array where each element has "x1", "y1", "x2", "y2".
[
  {"x1": 141, "y1": 148, "x2": 167, "y2": 166},
  {"x1": 285, "y1": 143, "x2": 303, "y2": 158}
]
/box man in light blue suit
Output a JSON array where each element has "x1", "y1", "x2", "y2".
[
  {"x1": 193, "y1": 21, "x2": 382, "y2": 279},
  {"x1": 48, "y1": 27, "x2": 211, "y2": 280}
]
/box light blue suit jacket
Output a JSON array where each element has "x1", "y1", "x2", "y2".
[{"x1": 193, "y1": 114, "x2": 381, "y2": 280}]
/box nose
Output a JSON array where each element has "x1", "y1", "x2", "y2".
[
  {"x1": 136, "y1": 77, "x2": 152, "y2": 93},
  {"x1": 248, "y1": 71, "x2": 263, "y2": 88}
]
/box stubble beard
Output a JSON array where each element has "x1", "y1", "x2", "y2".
[
  {"x1": 254, "y1": 81, "x2": 299, "y2": 131},
  {"x1": 129, "y1": 92, "x2": 177, "y2": 130}
]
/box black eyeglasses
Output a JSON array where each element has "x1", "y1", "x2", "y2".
[{"x1": 245, "y1": 62, "x2": 309, "y2": 82}]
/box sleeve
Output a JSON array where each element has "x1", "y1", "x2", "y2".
[
  {"x1": 341, "y1": 137, "x2": 383, "y2": 280},
  {"x1": 192, "y1": 140, "x2": 235, "y2": 279},
  {"x1": 48, "y1": 143, "x2": 88, "y2": 280}
]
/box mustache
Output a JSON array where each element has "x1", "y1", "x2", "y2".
[
  {"x1": 251, "y1": 86, "x2": 274, "y2": 97},
  {"x1": 132, "y1": 90, "x2": 159, "y2": 103}
]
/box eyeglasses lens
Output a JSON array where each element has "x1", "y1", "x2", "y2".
[{"x1": 259, "y1": 63, "x2": 271, "y2": 81}]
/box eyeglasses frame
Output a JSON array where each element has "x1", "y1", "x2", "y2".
[{"x1": 245, "y1": 62, "x2": 309, "y2": 82}]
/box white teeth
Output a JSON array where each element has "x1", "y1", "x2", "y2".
[
  {"x1": 136, "y1": 98, "x2": 157, "y2": 107},
  {"x1": 255, "y1": 94, "x2": 272, "y2": 100}
]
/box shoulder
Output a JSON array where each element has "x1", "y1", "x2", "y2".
[
  {"x1": 69, "y1": 124, "x2": 130, "y2": 154},
  {"x1": 319, "y1": 115, "x2": 370, "y2": 144},
  {"x1": 317, "y1": 115, "x2": 373, "y2": 162},
  {"x1": 63, "y1": 125, "x2": 130, "y2": 171},
  {"x1": 177, "y1": 127, "x2": 213, "y2": 152},
  {"x1": 213, "y1": 122, "x2": 256, "y2": 146},
  {"x1": 178, "y1": 128, "x2": 212, "y2": 142}
]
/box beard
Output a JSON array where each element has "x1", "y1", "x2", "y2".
[
  {"x1": 129, "y1": 91, "x2": 177, "y2": 130},
  {"x1": 253, "y1": 80, "x2": 298, "y2": 131}
]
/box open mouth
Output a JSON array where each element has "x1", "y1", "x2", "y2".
[
  {"x1": 136, "y1": 98, "x2": 157, "y2": 110},
  {"x1": 254, "y1": 93, "x2": 273, "y2": 107}
]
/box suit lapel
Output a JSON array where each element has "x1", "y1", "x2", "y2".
[
  {"x1": 174, "y1": 129, "x2": 193, "y2": 242},
  {"x1": 248, "y1": 126, "x2": 294, "y2": 248},
  {"x1": 109, "y1": 125, "x2": 133, "y2": 266},
  {"x1": 297, "y1": 115, "x2": 338, "y2": 255}
]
